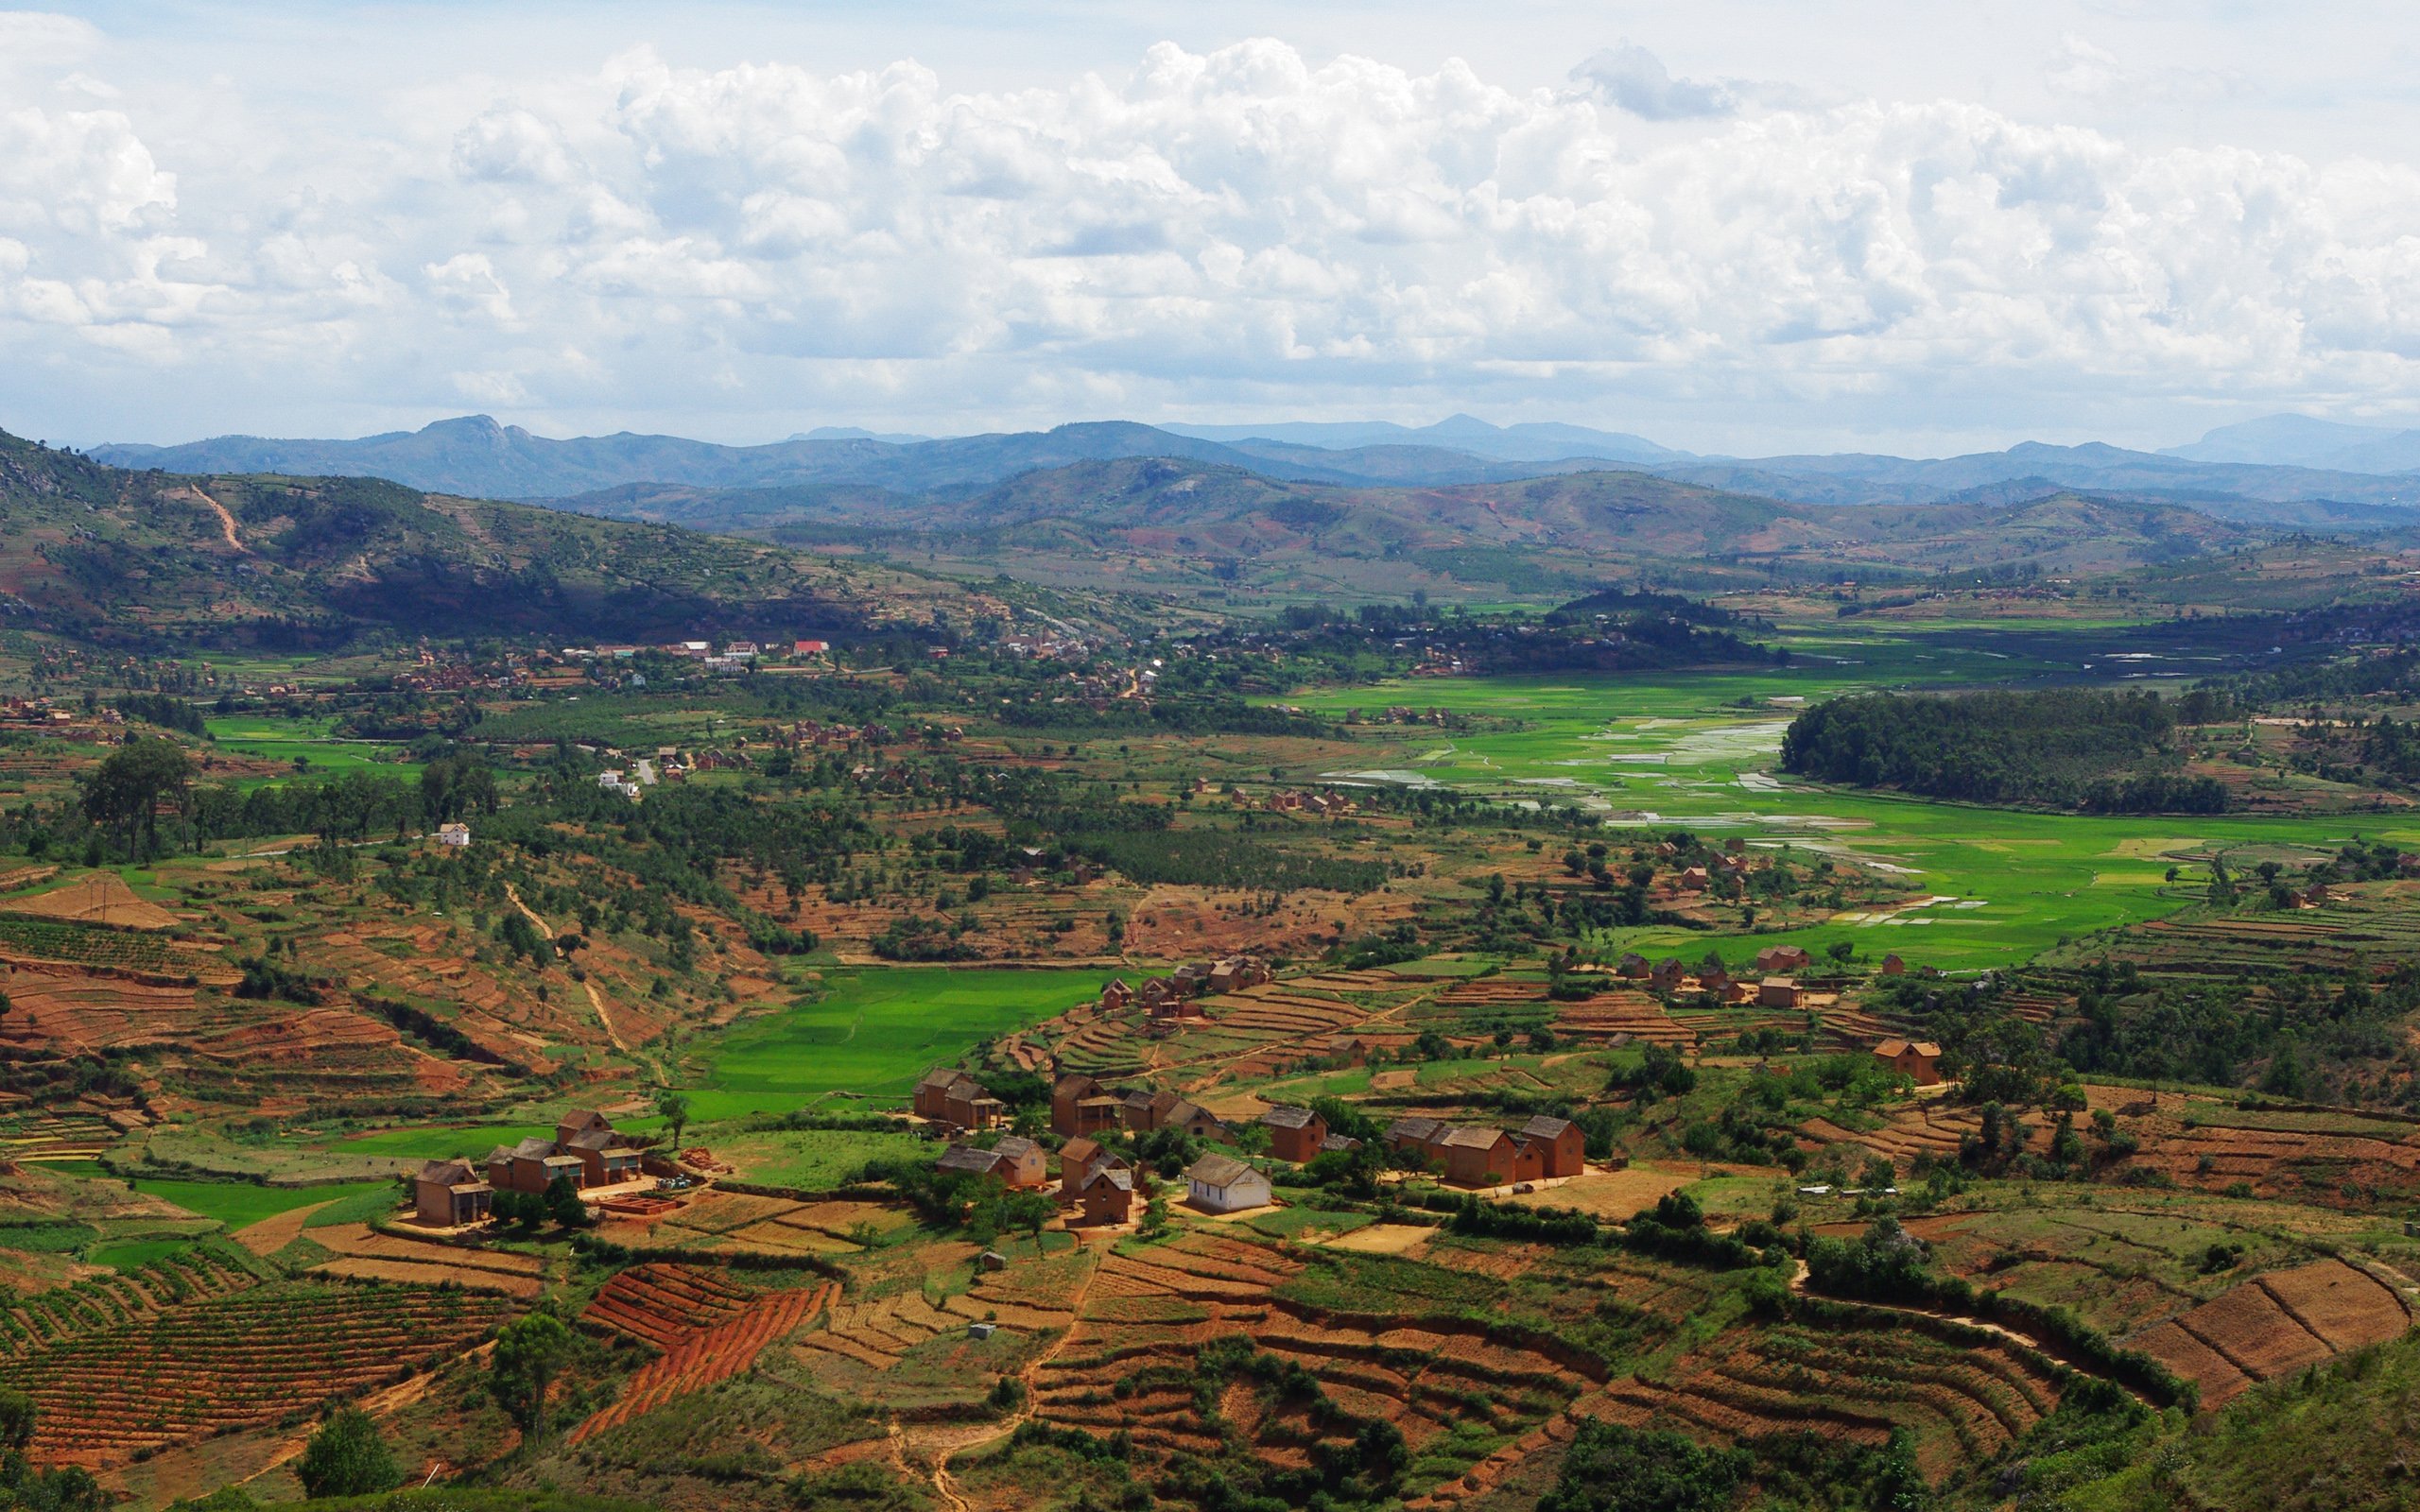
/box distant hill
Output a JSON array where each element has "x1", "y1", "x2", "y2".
[
  {"x1": 0, "y1": 429, "x2": 960, "y2": 650},
  {"x1": 1651, "y1": 441, "x2": 2420, "y2": 508},
  {"x1": 1161, "y1": 413, "x2": 1687, "y2": 465},
  {"x1": 2163, "y1": 413, "x2": 2420, "y2": 473}
]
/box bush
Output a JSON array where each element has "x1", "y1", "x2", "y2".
[{"x1": 295, "y1": 1406, "x2": 402, "y2": 1499}]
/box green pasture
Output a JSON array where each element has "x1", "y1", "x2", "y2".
[
  {"x1": 694, "y1": 967, "x2": 1098, "y2": 1110},
  {"x1": 203, "y1": 713, "x2": 413, "y2": 778},
  {"x1": 1283, "y1": 629, "x2": 2407, "y2": 972},
  {"x1": 125, "y1": 1177, "x2": 391, "y2": 1231}
]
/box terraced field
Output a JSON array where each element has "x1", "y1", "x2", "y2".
[
  {"x1": 570, "y1": 1280, "x2": 834, "y2": 1444},
  {"x1": 306, "y1": 1223, "x2": 548, "y2": 1297},
  {"x1": 2129, "y1": 1258, "x2": 2410, "y2": 1409}
]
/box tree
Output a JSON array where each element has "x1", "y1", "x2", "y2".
[
  {"x1": 542, "y1": 1175, "x2": 591, "y2": 1229},
  {"x1": 489, "y1": 1312, "x2": 572, "y2": 1434},
  {"x1": 655, "y1": 1089, "x2": 692, "y2": 1150},
  {"x1": 0, "y1": 1386, "x2": 34, "y2": 1453},
  {"x1": 1003, "y1": 1191, "x2": 1056, "y2": 1252},
  {"x1": 294, "y1": 1406, "x2": 402, "y2": 1498},
  {"x1": 80, "y1": 737, "x2": 194, "y2": 860}
]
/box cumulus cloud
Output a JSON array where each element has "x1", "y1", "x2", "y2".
[
  {"x1": 1571, "y1": 43, "x2": 1735, "y2": 120},
  {"x1": 5, "y1": 33, "x2": 2420, "y2": 440}
]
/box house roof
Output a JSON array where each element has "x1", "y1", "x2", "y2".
[
  {"x1": 1320, "y1": 1134, "x2": 1362, "y2": 1153},
  {"x1": 1260, "y1": 1105, "x2": 1320, "y2": 1130},
  {"x1": 1186, "y1": 1154, "x2": 1260, "y2": 1189},
  {"x1": 993, "y1": 1136, "x2": 1042, "y2": 1161},
  {"x1": 1386, "y1": 1116, "x2": 1445, "y2": 1143},
  {"x1": 1439, "y1": 1125, "x2": 1510, "y2": 1151},
  {"x1": 1518, "y1": 1115, "x2": 1577, "y2": 1142},
  {"x1": 509, "y1": 1136, "x2": 558, "y2": 1160},
  {"x1": 485, "y1": 1145, "x2": 516, "y2": 1164},
  {"x1": 1059, "y1": 1138, "x2": 1102, "y2": 1168},
  {"x1": 1166, "y1": 1100, "x2": 1218, "y2": 1127},
  {"x1": 563, "y1": 1128, "x2": 619, "y2": 1151},
  {"x1": 1083, "y1": 1165, "x2": 1134, "y2": 1194},
  {"x1": 936, "y1": 1145, "x2": 1003, "y2": 1176},
  {"x1": 418, "y1": 1158, "x2": 479, "y2": 1185},
  {"x1": 1876, "y1": 1039, "x2": 1914, "y2": 1057},
  {"x1": 1054, "y1": 1074, "x2": 1103, "y2": 1096},
  {"x1": 1762, "y1": 976, "x2": 1798, "y2": 989},
  {"x1": 559, "y1": 1108, "x2": 611, "y2": 1128},
  {"x1": 919, "y1": 1067, "x2": 973, "y2": 1091}
]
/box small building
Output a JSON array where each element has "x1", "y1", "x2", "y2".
[
  {"x1": 1079, "y1": 1164, "x2": 1136, "y2": 1226},
  {"x1": 1755, "y1": 945, "x2": 1812, "y2": 972},
  {"x1": 1384, "y1": 1116, "x2": 1449, "y2": 1169},
  {"x1": 1874, "y1": 1040, "x2": 1945, "y2": 1086},
  {"x1": 1676, "y1": 867, "x2": 1709, "y2": 891},
  {"x1": 1051, "y1": 1074, "x2": 1120, "y2": 1137},
  {"x1": 1649, "y1": 957, "x2": 1685, "y2": 992},
  {"x1": 1616, "y1": 953, "x2": 1651, "y2": 979},
  {"x1": 914, "y1": 1069, "x2": 1004, "y2": 1130},
  {"x1": 1879, "y1": 954, "x2": 1907, "y2": 976},
  {"x1": 1099, "y1": 978, "x2": 1133, "y2": 1012},
  {"x1": 487, "y1": 1137, "x2": 585, "y2": 1195},
  {"x1": 411, "y1": 1158, "x2": 492, "y2": 1227},
  {"x1": 1439, "y1": 1125, "x2": 1519, "y2": 1189},
  {"x1": 1057, "y1": 1137, "x2": 1126, "y2": 1199},
  {"x1": 555, "y1": 1108, "x2": 615, "y2": 1149},
  {"x1": 1185, "y1": 1154, "x2": 1273, "y2": 1213},
  {"x1": 989, "y1": 1135, "x2": 1049, "y2": 1189},
  {"x1": 1515, "y1": 1115, "x2": 1587, "y2": 1178},
  {"x1": 1756, "y1": 976, "x2": 1803, "y2": 1009},
  {"x1": 437, "y1": 822, "x2": 471, "y2": 848},
  {"x1": 1259, "y1": 1105, "x2": 1327, "y2": 1164},
  {"x1": 562, "y1": 1127, "x2": 644, "y2": 1188}
]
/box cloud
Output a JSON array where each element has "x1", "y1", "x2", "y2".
[
  {"x1": 1571, "y1": 43, "x2": 1734, "y2": 120},
  {"x1": 5, "y1": 35, "x2": 2420, "y2": 441},
  {"x1": 2043, "y1": 34, "x2": 2244, "y2": 104}
]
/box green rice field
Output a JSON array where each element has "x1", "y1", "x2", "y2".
[
  {"x1": 128, "y1": 1177, "x2": 392, "y2": 1231},
  {"x1": 692, "y1": 966, "x2": 1098, "y2": 1113},
  {"x1": 1282, "y1": 627, "x2": 2408, "y2": 972},
  {"x1": 203, "y1": 713, "x2": 416, "y2": 778}
]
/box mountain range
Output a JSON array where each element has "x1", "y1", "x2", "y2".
[{"x1": 93, "y1": 413, "x2": 2420, "y2": 514}]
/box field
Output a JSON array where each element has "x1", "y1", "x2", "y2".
[
  {"x1": 201, "y1": 713, "x2": 415, "y2": 779},
  {"x1": 693, "y1": 966, "x2": 1099, "y2": 1112},
  {"x1": 1275, "y1": 660, "x2": 2393, "y2": 972},
  {"x1": 127, "y1": 1178, "x2": 394, "y2": 1233}
]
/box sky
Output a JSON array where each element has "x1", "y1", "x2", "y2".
[{"x1": 7, "y1": 2, "x2": 2420, "y2": 455}]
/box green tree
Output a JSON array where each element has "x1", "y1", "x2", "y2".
[
  {"x1": 489, "y1": 1312, "x2": 572, "y2": 1434},
  {"x1": 542, "y1": 1175, "x2": 591, "y2": 1229},
  {"x1": 80, "y1": 737, "x2": 194, "y2": 860},
  {"x1": 0, "y1": 1386, "x2": 35, "y2": 1453},
  {"x1": 294, "y1": 1406, "x2": 402, "y2": 1499},
  {"x1": 655, "y1": 1089, "x2": 692, "y2": 1149},
  {"x1": 1002, "y1": 1191, "x2": 1056, "y2": 1252}
]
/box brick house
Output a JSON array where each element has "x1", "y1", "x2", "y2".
[
  {"x1": 1079, "y1": 1164, "x2": 1136, "y2": 1226},
  {"x1": 1384, "y1": 1116, "x2": 1450, "y2": 1172},
  {"x1": 1259, "y1": 1105, "x2": 1327, "y2": 1163},
  {"x1": 1755, "y1": 945, "x2": 1812, "y2": 972},
  {"x1": 1616, "y1": 953, "x2": 1651, "y2": 979},
  {"x1": 1099, "y1": 978, "x2": 1133, "y2": 1012},
  {"x1": 915, "y1": 1069, "x2": 1004, "y2": 1130},
  {"x1": 1649, "y1": 957, "x2": 1685, "y2": 992},
  {"x1": 1879, "y1": 954, "x2": 1907, "y2": 975},
  {"x1": 412, "y1": 1158, "x2": 492, "y2": 1226},
  {"x1": 1756, "y1": 976, "x2": 1803, "y2": 1009},
  {"x1": 1051, "y1": 1074, "x2": 1123, "y2": 1138},
  {"x1": 1057, "y1": 1137, "x2": 1127, "y2": 1199},
  {"x1": 1874, "y1": 1040, "x2": 1945, "y2": 1085},
  {"x1": 555, "y1": 1108, "x2": 614, "y2": 1149},
  {"x1": 935, "y1": 1138, "x2": 1047, "y2": 1189},
  {"x1": 487, "y1": 1137, "x2": 585, "y2": 1194},
  {"x1": 562, "y1": 1127, "x2": 644, "y2": 1188},
  {"x1": 1439, "y1": 1126, "x2": 1519, "y2": 1188},
  {"x1": 1515, "y1": 1115, "x2": 1587, "y2": 1178}
]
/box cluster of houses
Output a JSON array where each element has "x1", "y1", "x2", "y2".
[
  {"x1": 1609, "y1": 944, "x2": 1908, "y2": 1011},
  {"x1": 569, "y1": 639, "x2": 833, "y2": 666},
  {"x1": 1383, "y1": 1115, "x2": 1587, "y2": 1189},
  {"x1": 595, "y1": 745, "x2": 754, "y2": 800},
  {"x1": 407, "y1": 1109, "x2": 648, "y2": 1227},
  {"x1": 1098, "y1": 957, "x2": 1272, "y2": 1020},
  {"x1": 769, "y1": 719, "x2": 901, "y2": 752},
  {"x1": 1047, "y1": 1074, "x2": 1233, "y2": 1143}
]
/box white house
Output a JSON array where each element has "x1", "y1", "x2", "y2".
[
  {"x1": 1184, "y1": 1154, "x2": 1273, "y2": 1214},
  {"x1": 437, "y1": 822, "x2": 471, "y2": 848}
]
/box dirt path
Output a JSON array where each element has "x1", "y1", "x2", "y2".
[
  {"x1": 503, "y1": 883, "x2": 630, "y2": 1052},
  {"x1": 908, "y1": 1240, "x2": 1107, "y2": 1510},
  {"x1": 230, "y1": 1199, "x2": 334, "y2": 1256}
]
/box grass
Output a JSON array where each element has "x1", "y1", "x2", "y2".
[
  {"x1": 125, "y1": 1177, "x2": 392, "y2": 1232},
  {"x1": 89, "y1": 1237, "x2": 193, "y2": 1271},
  {"x1": 708, "y1": 1127, "x2": 929, "y2": 1188},
  {"x1": 1277, "y1": 647, "x2": 2406, "y2": 972},
  {"x1": 693, "y1": 966, "x2": 1098, "y2": 1109},
  {"x1": 202, "y1": 713, "x2": 416, "y2": 781},
  {"x1": 327, "y1": 1123, "x2": 556, "y2": 1159}
]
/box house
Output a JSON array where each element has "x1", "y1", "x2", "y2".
[
  {"x1": 1185, "y1": 1154, "x2": 1273, "y2": 1213},
  {"x1": 411, "y1": 1158, "x2": 492, "y2": 1226},
  {"x1": 1616, "y1": 953, "x2": 1651, "y2": 979},
  {"x1": 989, "y1": 1136, "x2": 1049, "y2": 1189},
  {"x1": 936, "y1": 1143, "x2": 1007, "y2": 1179},
  {"x1": 1439, "y1": 1125, "x2": 1519, "y2": 1188},
  {"x1": 1206, "y1": 956, "x2": 1270, "y2": 994},
  {"x1": 1052, "y1": 1074, "x2": 1120, "y2": 1137},
  {"x1": 1259, "y1": 1105, "x2": 1327, "y2": 1163},
  {"x1": 1140, "y1": 978, "x2": 1182, "y2": 1016},
  {"x1": 1057, "y1": 1137, "x2": 1127, "y2": 1199},
  {"x1": 1515, "y1": 1115, "x2": 1587, "y2": 1178},
  {"x1": 562, "y1": 1127, "x2": 644, "y2": 1188},
  {"x1": 1099, "y1": 978, "x2": 1133, "y2": 1012},
  {"x1": 1754, "y1": 945, "x2": 1812, "y2": 972},
  {"x1": 1720, "y1": 980, "x2": 1754, "y2": 1005},
  {"x1": 1384, "y1": 1116, "x2": 1449, "y2": 1168},
  {"x1": 437, "y1": 822, "x2": 471, "y2": 848},
  {"x1": 1874, "y1": 1040, "x2": 1945, "y2": 1086},
  {"x1": 556, "y1": 1109, "x2": 615, "y2": 1148},
  {"x1": 1319, "y1": 1134, "x2": 1363, "y2": 1155},
  {"x1": 1676, "y1": 867, "x2": 1710, "y2": 891},
  {"x1": 1879, "y1": 954, "x2": 1907, "y2": 976},
  {"x1": 794, "y1": 639, "x2": 830, "y2": 656},
  {"x1": 1163, "y1": 1099, "x2": 1231, "y2": 1143},
  {"x1": 1649, "y1": 957, "x2": 1685, "y2": 992},
  {"x1": 1699, "y1": 966, "x2": 1732, "y2": 993},
  {"x1": 487, "y1": 1137, "x2": 585, "y2": 1194},
  {"x1": 1757, "y1": 976, "x2": 1803, "y2": 1009},
  {"x1": 1079, "y1": 1164, "x2": 1136, "y2": 1225},
  {"x1": 914, "y1": 1069, "x2": 1003, "y2": 1130}
]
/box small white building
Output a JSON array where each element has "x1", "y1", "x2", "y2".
[
  {"x1": 1184, "y1": 1154, "x2": 1273, "y2": 1214},
  {"x1": 437, "y1": 821, "x2": 471, "y2": 848}
]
